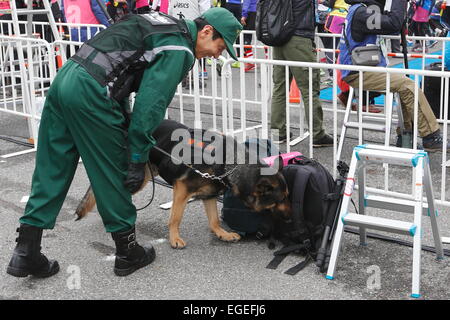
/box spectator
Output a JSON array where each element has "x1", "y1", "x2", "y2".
[
  {"x1": 61, "y1": 0, "x2": 111, "y2": 42},
  {"x1": 168, "y1": 0, "x2": 212, "y2": 86},
  {"x1": 241, "y1": 0, "x2": 257, "y2": 72},
  {"x1": 224, "y1": 0, "x2": 242, "y2": 65},
  {"x1": 322, "y1": 0, "x2": 381, "y2": 112},
  {"x1": 168, "y1": 0, "x2": 211, "y2": 20},
  {"x1": 106, "y1": 0, "x2": 130, "y2": 22},
  {"x1": 340, "y1": 0, "x2": 449, "y2": 150},
  {"x1": 410, "y1": 0, "x2": 436, "y2": 53},
  {"x1": 270, "y1": 0, "x2": 333, "y2": 146}
]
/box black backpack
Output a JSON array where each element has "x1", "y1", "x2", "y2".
[
  {"x1": 222, "y1": 154, "x2": 349, "y2": 275},
  {"x1": 265, "y1": 157, "x2": 348, "y2": 274},
  {"x1": 256, "y1": 0, "x2": 296, "y2": 46}
]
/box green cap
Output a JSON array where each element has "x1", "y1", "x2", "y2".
[{"x1": 200, "y1": 7, "x2": 243, "y2": 60}]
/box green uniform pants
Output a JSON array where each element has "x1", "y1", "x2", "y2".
[
  {"x1": 271, "y1": 36, "x2": 325, "y2": 140},
  {"x1": 20, "y1": 60, "x2": 136, "y2": 233},
  {"x1": 345, "y1": 72, "x2": 440, "y2": 137}
]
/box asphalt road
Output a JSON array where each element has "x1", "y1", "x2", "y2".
[{"x1": 1, "y1": 54, "x2": 450, "y2": 301}]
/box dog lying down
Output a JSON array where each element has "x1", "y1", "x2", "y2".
[{"x1": 75, "y1": 119, "x2": 291, "y2": 249}]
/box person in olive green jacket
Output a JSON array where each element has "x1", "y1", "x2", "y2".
[{"x1": 6, "y1": 8, "x2": 242, "y2": 278}]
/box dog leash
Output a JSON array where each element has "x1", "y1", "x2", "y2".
[
  {"x1": 136, "y1": 145, "x2": 237, "y2": 211},
  {"x1": 152, "y1": 145, "x2": 238, "y2": 188}
]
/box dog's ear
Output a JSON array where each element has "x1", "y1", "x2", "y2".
[{"x1": 230, "y1": 183, "x2": 240, "y2": 197}]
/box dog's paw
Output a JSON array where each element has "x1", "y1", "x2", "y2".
[
  {"x1": 215, "y1": 229, "x2": 241, "y2": 243},
  {"x1": 170, "y1": 236, "x2": 186, "y2": 249}
]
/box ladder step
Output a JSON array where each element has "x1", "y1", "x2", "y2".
[
  {"x1": 364, "y1": 195, "x2": 431, "y2": 216},
  {"x1": 344, "y1": 121, "x2": 387, "y2": 131},
  {"x1": 355, "y1": 146, "x2": 427, "y2": 167},
  {"x1": 342, "y1": 213, "x2": 417, "y2": 236},
  {"x1": 362, "y1": 144, "x2": 423, "y2": 154}
]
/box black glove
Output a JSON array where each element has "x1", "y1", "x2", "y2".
[{"x1": 124, "y1": 162, "x2": 146, "y2": 194}]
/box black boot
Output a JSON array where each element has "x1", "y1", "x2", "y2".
[
  {"x1": 111, "y1": 226, "x2": 155, "y2": 276},
  {"x1": 7, "y1": 224, "x2": 60, "y2": 278}
]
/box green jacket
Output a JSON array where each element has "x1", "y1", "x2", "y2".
[{"x1": 71, "y1": 13, "x2": 197, "y2": 163}]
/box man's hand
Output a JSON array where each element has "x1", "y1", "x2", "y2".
[
  {"x1": 241, "y1": 17, "x2": 247, "y2": 26},
  {"x1": 124, "y1": 162, "x2": 146, "y2": 194}
]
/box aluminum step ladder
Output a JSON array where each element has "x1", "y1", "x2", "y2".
[
  {"x1": 0, "y1": 0, "x2": 61, "y2": 158},
  {"x1": 336, "y1": 86, "x2": 405, "y2": 162},
  {"x1": 326, "y1": 144, "x2": 444, "y2": 298}
]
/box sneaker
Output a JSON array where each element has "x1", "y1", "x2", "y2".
[
  {"x1": 313, "y1": 133, "x2": 334, "y2": 148},
  {"x1": 271, "y1": 130, "x2": 293, "y2": 144},
  {"x1": 422, "y1": 130, "x2": 450, "y2": 152},
  {"x1": 206, "y1": 58, "x2": 213, "y2": 66},
  {"x1": 244, "y1": 63, "x2": 255, "y2": 72},
  {"x1": 427, "y1": 40, "x2": 438, "y2": 48},
  {"x1": 351, "y1": 104, "x2": 382, "y2": 113},
  {"x1": 231, "y1": 61, "x2": 240, "y2": 68},
  {"x1": 321, "y1": 77, "x2": 333, "y2": 88},
  {"x1": 412, "y1": 44, "x2": 428, "y2": 53}
]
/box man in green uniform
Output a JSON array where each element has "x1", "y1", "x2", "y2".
[{"x1": 7, "y1": 8, "x2": 242, "y2": 278}]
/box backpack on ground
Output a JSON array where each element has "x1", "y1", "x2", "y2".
[
  {"x1": 266, "y1": 156, "x2": 349, "y2": 275},
  {"x1": 221, "y1": 153, "x2": 349, "y2": 275},
  {"x1": 255, "y1": 0, "x2": 296, "y2": 46}
]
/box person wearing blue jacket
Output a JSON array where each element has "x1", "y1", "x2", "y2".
[
  {"x1": 241, "y1": 0, "x2": 256, "y2": 26},
  {"x1": 341, "y1": 0, "x2": 449, "y2": 151}
]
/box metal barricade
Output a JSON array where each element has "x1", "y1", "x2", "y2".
[
  {"x1": 0, "y1": 34, "x2": 55, "y2": 157},
  {"x1": 1, "y1": 28, "x2": 449, "y2": 209}
]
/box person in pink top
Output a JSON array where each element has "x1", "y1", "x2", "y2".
[
  {"x1": 61, "y1": 0, "x2": 111, "y2": 42},
  {"x1": 410, "y1": 0, "x2": 436, "y2": 52}
]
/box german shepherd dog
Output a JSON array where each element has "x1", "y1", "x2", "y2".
[{"x1": 75, "y1": 119, "x2": 291, "y2": 249}]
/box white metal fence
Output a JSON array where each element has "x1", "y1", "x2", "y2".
[
  {"x1": 1, "y1": 28, "x2": 449, "y2": 207},
  {"x1": 0, "y1": 34, "x2": 55, "y2": 157}
]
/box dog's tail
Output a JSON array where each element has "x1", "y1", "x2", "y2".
[{"x1": 75, "y1": 186, "x2": 96, "y2": 221}]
